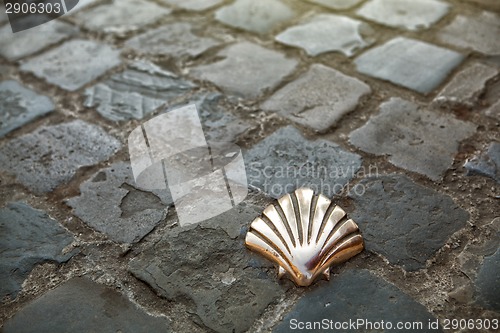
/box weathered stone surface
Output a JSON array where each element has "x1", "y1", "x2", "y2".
[
  {"x1": 464, "y1": 142, "x2": 500, "y2": 183},
  {"x1": 349, "y1": 174, "x2": 469, "y2": 271},
  {"x1": 274, "y1": 269, "x2": 441, "y2": 332},
  {"x1": 2, "y1": 278, "x2": 171, "y2": 333},
  {"x1": 275, "y1": 14, "x2": 371, "y2": 57},
  {"x1": 485, "y1": 100, "x2": 500, "y2": 120},
  {"x1": 0, "y1": 80, "x2": 54, "y2": 138},
  {"x1": 245, "y1": 126, "x2": 362, "y2": 198},
  {"x1": 354, "y1": 37, "x2": 464, "y2": 94},
  {"x1": 159, "y1": 0, "x2": 223, "y2": 11},
  {"x1": 0, "y1": 20, "x2": 78, "y2": 61},
  {"x1": 357, "y1": 0, "x2": 450, "y2": 31},
  {"x1": 0, "y1": 202, "x2": 75, "y2": 299},
  {"x1": 262, "y1": 64, "x2": 371, "y2": 131},
  {"x1": 84, "y1": 61, "x2": 196, "y2": 121},
  {"x1": 0, "y1": 120, "x2": 121, "y2": 194},
  {"x1": 349, "y1": 98, "x2": 476, "y2": 180},
  {"x1": 475, "y1": 248, "x2": 500, "y2": 310},
  {"x1": 215, "y1": 0, "x2": 295, "y2": 34},
  {"x1": 190, "y1": 42, "x2": 297, "y2": 98},
  {"x1": 307, "y1": 0, "x2": 364, "y2": 10},
  {"x1": 20, "y1": 39, "x2": 121, "y2": 91},
  {"x1": 129, "y1": 202, "x2": 287, "y2": 333}
]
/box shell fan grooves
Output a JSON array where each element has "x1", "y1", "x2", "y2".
[{"x1": 245, "y1": 188, "x2": 364, "y2": 287}]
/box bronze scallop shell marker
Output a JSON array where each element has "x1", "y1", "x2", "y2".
[{"x1": 245, "y1": 188, "x2": 364, "y2": 287}]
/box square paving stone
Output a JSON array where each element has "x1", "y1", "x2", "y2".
[
  {"x1": 20, "y1": 39, "x2": 121, "y2": 91},
  {"x1": 354, "y1": 37, "x2": 465, "y2": 94},
  {"x1": 2, "y1": 277, "x2": 171, "y2": 333},
  {"x1": 464, "y1": 142, "x2": 500, "y2": 183},
  {"x1": 159, "y1": 0, "x2": 223, "y2": 11},
  {"x1": 306, "y1": 0, "x2": 365, "y2": 10},
  {"x1": 349, "y1": 98, "x2": 476, "y2": 180},
  {"x1": 262, "y1": 64, "x2": 371, "y2": 132},
  {"x1": 190, "y1": 42, "x2": 297, "y2": 98},
  {"x1": 475, "y1": 248, "x2": 500, "y2": 310},
  {"x1": 0, "y1": 80, "x2": 54, "y2": 138},
  {"x1": 349, "y1": 174, "x2": 469, "y2": 271},
  {"x1": 0, "y1": 120, "x2": 121, "y2": 194}
]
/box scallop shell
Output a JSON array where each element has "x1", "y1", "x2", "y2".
[{"x1": 245, "y1": 188, "x2": 364, "y2": 287}]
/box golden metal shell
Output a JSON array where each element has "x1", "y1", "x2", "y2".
[{"x1": 245, "y1": 188, "x2": 364, "y2": 287}]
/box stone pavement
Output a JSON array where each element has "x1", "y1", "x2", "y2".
[{"x1": 0, "y1": 0, "x2": 499, "y2": 332}]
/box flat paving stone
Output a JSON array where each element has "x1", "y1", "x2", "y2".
[
  {"x1": 357, "y1": 0, "x2": 450, "y2": 31},
  {"x1": 0, "y1": 80, "x2": 54, "y2": 138},
  {"x1": 245, "y1": 126, "x2": 362, "y2": 198},
  {"x1": 190, "y1": 42, "x2": 297, "y2": 98},
  {"x1": 349, "y1": 174, "x2": 469, "y2": 271},
  {"x1": 0, "y1": 202, "x2": 75, "y2": 299},
  {"x1": 159, "y1": 0, "x2": 223, "y2": 11},
  {"x1": 84, "y1": 61, "x2": 196, "y2": 121},
  {"x1": 0, "y1": 120, "x2": 121, "y2": 194},
  {"x1": 306, "y1": 0, "x2": 364, "y2": 10},
  {"x1": 215, "y1": 0, "x2": 295, "y2": 34},
  {"x1": 475, "y1": 248, "x2": 500, "y2": 310},
  {"x1": 262, "y1": 64, "x2": 371, "y2": 132},
  {"x1": 464, "y1": 142, "x2": 500, "y2": 183},
  {"x1": 2, "y1": 277, "x2": 171, "y2": 333},
  {"x1": 349, "y1": 98, "x2": 476, "y2": 180},
  {"x1": 354, "y1": 37, "x2": 465, "y2": 94},
  {"x1": 275, "y1": 14, "x2": 372, "y2": 57},
  {"x1": 20, "y1": 39, "x2": 121, "y2": 91}
]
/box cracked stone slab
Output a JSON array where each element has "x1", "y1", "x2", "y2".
[
  {"x1": 0, "y1": 120, "x2": 121, "y2": 194},
  {"x1": 475, "y1": 248, "x2": 500, "y2": 310},
  {"x1": 84, "y1": 61, "x2": 196, "y2": 121},
  {"x1": 464, "y1": 142, "x2": 500, "y2": 183},
  {"x1": 190, "y1": 42, "x2": 297, "y2": 98},
  {"x1": 306, "y1": 0, "x2": 364, "y2": 10},
  {"x1": 215, "y1": 0, "x2": 295, "y2": 34},
  {"x1": 349, "y1": 98, "x2": 476, "y2": 180},
  {"x1": 262, "y1": 64, "x2": 371, "y2": 132},
  {"x1": 349, "y1": 174, "x2": 469, "y2": 271},
  {"x1": 0, "y1": 80, "x2": 54, "y2": 138},
  {"x1": 276, "y1": 14, "x2": 372, "y2": 57},
  {"x1": 2, "y1": 278, "x2": 171, "y2": 333},
  {"x1": 129, "y1": 202, "x2": 287, "y2": 333},
  {"x1": 20, "y1": 39, "x2": 121, "y2": 91},
  {"x1": 357, "y1": 0, "x2": 449, "y2": 31},
  {"x1": 0, "y1": 202, "x2": 76, "y2": 299},
  {"x1": 159, "y1": 0, "x2": 223, "y2": 11},
  {"x1": 0, "y1": 20, "x2": 78, "y2": 61},
  {"x1": 354, "y1": 37, "x2": 465, "y2": 94},
  {"x1": 245, "y1": 126, "x2": 362, "y2": 198}
]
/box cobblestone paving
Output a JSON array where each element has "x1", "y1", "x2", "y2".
[{"x1": 0, "y1": 0, "x2": 499, "y2": 332}]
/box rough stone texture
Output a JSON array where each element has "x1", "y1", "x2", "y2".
[
  {"x1": 475, "y1": 248, "x2": 500, "y2": 310},
  {"x1": 0, "y1": 202, "x2": 75, "y2": 299},
  {"x1": 275, "y1": 14, "x2": 371, "y2": 57},
  {"x1": 0, "y1": 120, "x2": 121, "y2": 194},
  {"x1": 307, "y1": 0, "x2": 364, "y2": 10},
  {"x1": 215, "y1": 0, "x2": 295, "y2": 34},
  {"x1": 262, "y1": 64, "x2": 371, "y2": 132},
  {"x1": 84, "y1": 61, "x2": 196, "y2": 121},
  {"x1": 245, "y1": 126, "x2": 362, "y2": 198},
  {"x1": 0, "y1": 80, "x2": 54, "y2": 138},
  {"x1": 20, "y1": 39, "x2": 121, "y2": 91},
  {"x1": 485, "y1": 100, "x2": 500, "y2": 120},
  {"x1": 349, "y1": 174, "x2": 469, "y2": 271},
  {"x1": 129, "y1": 202, "x2": 287, "y2": 333},
  {"x1": 190, "y1": 42, "x2": 297, "y2": 98},
  {"x1": 274, "y1": 270, "x2": 441, "y2": 332},
  {"x1": 349, "y1": 98, "x2": 476, "y2": 180},
  {"x1": 159, "y1": 0, "x2": 223, "y2": 11},
  {"x1": 0, "y1": 20, "x2": 78, "y2": 61},
  {"x1": 464, "y1": 142, "x2": 500, "y2": 183},
  {"x1": 2, "y1": 278, "x2": 171, "y2": 333},
  {"x1": 357, "y1": 0, "x2": 450, "y2": 31},
  {"x1": 438, "y1": 11, "x2": 500, "y2": 56},
  {"x1": 354, "y1": 37, "x2": 465, "y2": 94}
]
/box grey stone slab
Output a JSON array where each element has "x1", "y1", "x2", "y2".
[
  {"x1": 245, "y1": 126, "x2": 362, "y2": 198},
  {"x1": 349, "y1": 174, "x2": 469, "y2": 271},
  {"x1": 2, "y1": 277, "x2": 171, "y2": 333},
  {"x1": 349, "y1": 98, "x2": 476, "y2": 180},
  {"x1": 0, "y1": 20, "x2": 78, "y2": 61},
  {"x1": 0, "y1": 8, "x2": 7, "y2": 24},
  {"x1": 274, "y1": 269, "x2": 441, "y2": 332},
  {"x1": 129, "y1": 202, "x2": 287, "y2": 333},
  {"x1": 354, "y1": 37, "x2": 465, "y2": 94},
  {"x1": 0, "y1": 120, "x2": 121, "y2": 194},
  {"x1": 84, "y1": 61, "x2": 196, "y2": 121},
  {"x1": 486, "y1": 100, "x2": 500, "y2": 120},
  {"x1": 20, "y1": 39, "x2": 121, "y2": 91},
  {"x1": 262, "y1": 64, "x2": 371, "y2": 131},
  {"x1": 0, "y1": 80, "x2": 54, "y2": 138},
  {"x1": 159, "y1": 0, "x2": 223, "y2": 11},
  {"x1": 475, "y1": 248, "x2": 500, "y2": 310},
  {"x1": 190, "y1": 42, "x2": 297, "y2": 98},
  {"x1": 307, "y1": 0, "x2": 364, "y2": 10},
  {"x1": 0, "y1": 202, "x2": 75, "y2": 299},
  {"x1": 215, "y1": 0, "x2": 295, "y2": 34},
  {"x1": 465, "y1": 142, "x2": 500, "y2": 183}
]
